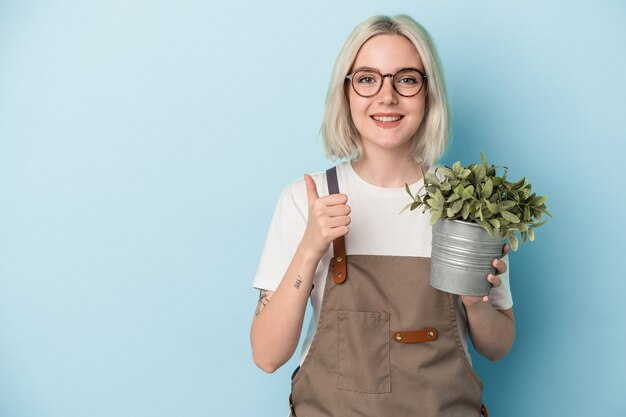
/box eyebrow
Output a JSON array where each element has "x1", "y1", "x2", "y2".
[{"x1": 352, "y1": 66, "x2": 425, "y2": 74}]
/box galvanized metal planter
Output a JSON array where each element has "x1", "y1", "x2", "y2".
[{"x1": 430, "y1": 219, "x2": 504, "y2": 296}]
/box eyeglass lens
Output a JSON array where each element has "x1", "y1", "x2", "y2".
[{"x1": 352, "y1": 69, "x2": 424, "y2": 97}]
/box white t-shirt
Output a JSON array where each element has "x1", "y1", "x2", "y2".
[{"x1": 253, "y1": 161, "x2": 513, "y2": 364}]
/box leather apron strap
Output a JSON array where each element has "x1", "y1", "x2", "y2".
[{"x1": 326, "y1": 166, "x2": 347, "y2": 284}]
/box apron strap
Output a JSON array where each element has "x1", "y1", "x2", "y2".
[{"x1": 326, "y1": 166, "x2": 347, "y2": 284}]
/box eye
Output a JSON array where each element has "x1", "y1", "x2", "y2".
[
  {"x1": 357, "y1": 75, "x2": 378, "y2": 85},
  {"x1": 398, "y1": 75, "x2": 418, "y2": 84},
  {"x1": 397, "y1": 76, "x2": 418, "y2": 85}
]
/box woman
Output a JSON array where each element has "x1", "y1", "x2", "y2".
[{"x1": 251, "y1": 15, "x2": 514, "y2": 417}]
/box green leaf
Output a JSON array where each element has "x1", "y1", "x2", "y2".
[
  {"x1": 475, "y1": 164, "x2": 486, "y2": 180},
  {"x1": 480, "y1": 151, "x2": 488, "y2": 168},
  {"x1": 435, "y1": 189, "x2": 445, "y2": 203},
  {"x1": 447, "y1": 193, "x2": 461, "y2": 203},
  {"x1": 452, "y1": 161, "x2": 462, "y2": 174},
  {"x1": 410, "y1": 201, "x2": 419, "y2": 211},
  {"x1": 450, "y1": 200, "x2": 463, "y2": 215},
  {"x1": 539, "y1": 207, "x2": 553, "y2": 218},
  {"x1": 430, "y1": 209, "x2": 442, "y2": 225},
  {"x1": 528, "y1": 228, "x2": 535, "y2": 241},
  {"x1": 508, "y1": 233, "x2": 519, "y2": 251},
  {"x1": 458, "y1": 169, "x2": 471, "y2": 179},
  {"x1": 521, "y1": 230, "x2": 528, "y2": 243},
  {"x1": 524, "y1": 206, "x2": 531, "y2": 221},
  {"x1": 532, "y1": 195, "x2": 548, "y2": 205},
  {"x1": 404, "y1": 183, "x2": 414, "y2": 199},
  {"x1": 477, "y1": 219, "x2": 494, "y2": 238},
  {"x1": 399, "y1": 202, "x2": 412, "y2": 214},
  {"x1": 489, "y1": 219, "x2": 501, "y2": 229},
  {"x1": 487, "y1": 202, "x2": 499, "y2": 214},
  {"x1": 440, "y1": 182, "x2": 452, "y2": 191},
  {"x1": 481, "y1": 178, "x2": 493, "y2": 199},
  {"x1": 510, "y1": 177, "x2": 526, "y2": 189},
  {"x1": 425, "y1": 172, "x2": 440, "y2": 185},
  {"x1": 438, "y1": 167, "x2": 456, "y2": 179},
  {"x1": 530, "y1": 219, "x2": 547, "y2": 228},
  {"x1": 499, "y1": 200, "x2": 516, "y2": 210},
  {"x1": 462, "y1": 185, "x2": 475, "y2": 200},
  {"x1": 426, "y1": 198, "x2": 442, "y2": 210},
  {"x1": 461, "y1": 202, "x2": 471, "y2": 219},
  {"x1": 500, "y1": 210, "x2": 521, "y2": 223}
]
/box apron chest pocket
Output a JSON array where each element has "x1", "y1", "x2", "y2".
[{"x1": 336, "y1": 310, "x2": 391, "y2": 393}]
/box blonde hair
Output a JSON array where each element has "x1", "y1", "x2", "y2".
[{"x1": 321, "y1": 15, "x2": 450, "y2": 168}]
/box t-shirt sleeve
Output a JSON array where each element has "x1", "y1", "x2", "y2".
[
  {"x1": 488, "y1": 254, "x2": 514, "y2": 310},
  {"x1": 252, "y1": 183, "x2": 307, "y2": 291}
]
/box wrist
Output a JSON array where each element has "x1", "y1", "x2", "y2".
[
  {"x1": 461, "y1": 296, "x2": 492, "y2": 312},
  {"x1": 297, "y1": 240, "x2": 325, "y2": 265}
]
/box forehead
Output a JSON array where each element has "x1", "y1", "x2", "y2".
[{"x1": 352, "y1": 34, "x2": 423, "y2": 72}]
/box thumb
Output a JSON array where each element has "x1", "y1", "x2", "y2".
[{"x1": 304, "y1": 174, "x2": 319, "y2": 204}]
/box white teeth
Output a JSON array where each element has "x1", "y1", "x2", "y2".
[{"x1": 372, "y1": 115, "x2": 402, "y2": 122}]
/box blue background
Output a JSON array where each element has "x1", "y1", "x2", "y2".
[{"x1": 1, "y1": 1, "x2": 625, "y2": 416}]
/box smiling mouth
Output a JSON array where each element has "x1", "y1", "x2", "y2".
[{"x1": 371, "y1": 115, "x2": 404, "y2": 123}]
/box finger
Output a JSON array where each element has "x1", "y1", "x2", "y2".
[
  {"x1": 492, "y1": 258, "x2": 507, "y2": 275},
  {"x1": 487, "y1": 273, "x2": 502, "y2": 288},
  {"x1": 318, "y1": 193, "x2": 348, "y2": 207},
  {"x1": 326, "y1": 215, "x2": 351, "y2": 228},
  {"x1": 323, "y1": 204, "x2": 351, "y2": 217},
  {"x1": 304, "y1": 174, "x2": 319, "y2": 204},
  {"x1": 326, "y1": 225, "x2": 350, "y2": 240},
  {"x1": 502, "y1": 243, "x2": 510, "y2": 257}
]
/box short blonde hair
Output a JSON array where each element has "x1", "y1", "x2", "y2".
[{"x1": 321, "y1": 15, "x2": 450, "y2": 168}]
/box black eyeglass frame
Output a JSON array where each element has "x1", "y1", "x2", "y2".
[{"x1": 345, "y1": 67, "x2": 428, "y2": 98}]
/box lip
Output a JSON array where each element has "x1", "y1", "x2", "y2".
[{"x1": 370, "y1": 113, "x2": 404, "y2": 129}]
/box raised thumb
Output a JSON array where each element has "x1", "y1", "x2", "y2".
[{"x1": 304, "y1": 174, "x2": 319, "y2": 203}]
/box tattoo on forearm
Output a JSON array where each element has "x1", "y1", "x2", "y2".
[
  {"x1": 255, "y1": 289, "x2": 271, "y2": 316},
  {"x1": 294, "y1": 274, "x2": 303, "y2": 289}
]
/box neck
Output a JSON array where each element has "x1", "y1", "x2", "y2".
[{"x1": 351, "y1": 149, "x2": 423, "y2": 188}]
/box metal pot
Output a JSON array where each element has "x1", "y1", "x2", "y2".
[{"x1": 430, "y1": 219, "x2": 504, "y2": 296}]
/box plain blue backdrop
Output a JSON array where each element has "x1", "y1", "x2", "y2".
[{"x1": 1, "y1": 1, "x2": 625, "y2": 416}]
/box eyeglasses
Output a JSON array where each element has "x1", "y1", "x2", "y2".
[{"x1": 345, "y1": 67, "x2": 427, "y2": 98}]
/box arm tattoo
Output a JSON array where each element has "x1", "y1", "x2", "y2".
[
  {"x1": 294, "y1": 274, "x2": 303, "y2": 289},
  {"x1": 255, "y1": 289, "x2": 271, "y2": 316}
]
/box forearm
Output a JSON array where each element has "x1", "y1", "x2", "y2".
[
  {"x1": 250, "y1": 243, "x2": 321, "y2": 372},
  {"x1": 464, "y1": 302, "x2": 515, "y2": 362}
]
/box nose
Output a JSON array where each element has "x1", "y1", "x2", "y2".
[{"x1": 378, "y1": 74, "x2": 398, "y2": 105}]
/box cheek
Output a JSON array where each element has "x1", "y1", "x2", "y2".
[
  {"x1": 409, "y1": 99, "x2": 427, "y2": 125},
  {"x1": 348, "y1": 96, "x2": 368, "y2": 127}
]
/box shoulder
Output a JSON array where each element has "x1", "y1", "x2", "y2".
[{"x1": 279, "y1": 167, "x2": 333, "y2": 204}]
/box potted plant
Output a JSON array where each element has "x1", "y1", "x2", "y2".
[{"x1": 402, "y1": 152, "x2": 551, "y2": 296}]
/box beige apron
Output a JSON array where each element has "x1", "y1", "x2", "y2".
[{"x1": 289, "y1": 167, "x2": 487, "y2": 417}]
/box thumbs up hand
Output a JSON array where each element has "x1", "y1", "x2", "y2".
[{"x1": 301, "y1": 174, "x2": 351, "y2": 260}]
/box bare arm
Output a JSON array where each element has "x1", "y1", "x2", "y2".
[
  {"x1": 464, "y1": 303, "x2": 515, "y2": 361},
  {"x1": 461, "y1": 245, "x2": 515, "y2": 361},
  {"x1": 250, "y1": 174, "x2": 350, "y2": 373},
  {"x1": 250, "y1": 244, "x2": 321, "y2": 373}
]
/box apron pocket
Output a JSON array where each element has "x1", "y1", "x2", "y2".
[{"x1": 337, "y1": 310, "x2": 391, "y2": 393}]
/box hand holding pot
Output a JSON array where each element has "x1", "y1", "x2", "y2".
[
  {"x1": 300, "y1": 174, "x2": 351, "y2": 261},
  {"x1": 461, "y1": 244, "x2": 509, "y2": 305}
]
